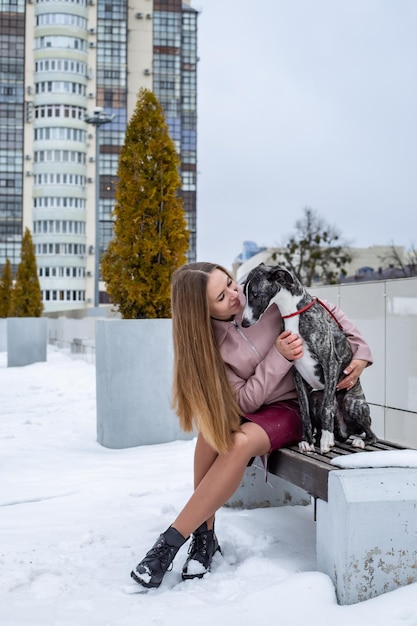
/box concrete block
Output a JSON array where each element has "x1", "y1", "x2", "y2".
[
  {"x1": 95, "y1": 318, "x2": 193, "y2": 448},
  {"x1": 316, "y1": 468, "x2": 417, "y2": 604},
  {"x1": 227, "y1": 463, "x2": 312, "y2": 509},
  {"x1": 7, "y1": 317, "x2": 47, "y2": 367}
]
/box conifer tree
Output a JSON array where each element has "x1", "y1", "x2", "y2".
[
  {"x1": 11, "y1": 228, "x2": 43, "y2": 317},
  {"x1": 0, "y1": 258, "x2": 13, "y2": 317},
  {"x1": 101, "y1": 88, "x2": 189, "y2": 318}
]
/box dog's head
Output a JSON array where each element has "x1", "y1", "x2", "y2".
[{"x1": 241, "y1": 264, "x2": 303, "y2": 327}]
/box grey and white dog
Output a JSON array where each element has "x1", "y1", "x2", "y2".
[{"x1": 241, "y1": 263, "x2": 377, "y2": 454}]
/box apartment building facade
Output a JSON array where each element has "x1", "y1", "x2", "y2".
[{"x1": 0, "y1": 0, "x2": 198, "y2": 312}]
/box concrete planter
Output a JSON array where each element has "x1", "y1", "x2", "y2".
[
  {"x1": 95, "y1": 318, "x2": 193, "y2": 449},
  {"x1": 7, "y1": 317, "x2": 47, "y2": 367}
]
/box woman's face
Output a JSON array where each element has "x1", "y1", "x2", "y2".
[{"x1": 206, "y1": 268, "x2": 241, "y2": 321}]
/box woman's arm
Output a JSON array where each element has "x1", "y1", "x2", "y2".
[{"x1": 224, "y1": 340, "x2": 297, "y2": 414}]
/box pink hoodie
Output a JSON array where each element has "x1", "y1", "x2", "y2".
[{"x1": 211, "y1": 286, "x2": 373, "y2": 415}]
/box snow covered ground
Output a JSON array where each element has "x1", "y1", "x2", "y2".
[{"x1": 1, "y1": 348, "x2": 417, "y2": 626}]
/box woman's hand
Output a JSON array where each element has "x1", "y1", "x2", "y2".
[
  {"x1": 275, "y1": 330, "x2": 303, "y2": 361},
  {"x1": 337, "y1": 359, "x2": 368, "y2": 391}
]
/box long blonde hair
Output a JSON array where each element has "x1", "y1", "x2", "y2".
[{"x1": 171, "y1": 262, "x2": 242, "y2": 454}]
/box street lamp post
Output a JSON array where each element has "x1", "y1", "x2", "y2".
[{"x1": 85, "y1": 107, "x2": 115, "y2": 308}]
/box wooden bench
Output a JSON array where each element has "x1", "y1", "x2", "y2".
[
  {"x1": 230, "y1": 437, "x2": 417, "y2": 605},
  {"x1": 267, "y1": 438, "x2": 407, "y2": 502}
]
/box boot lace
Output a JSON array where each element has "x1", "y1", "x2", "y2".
[
  {"x1": 144, "y1": 539, "x2": 176, "y2": 571},
  {"x1": 188, "y1": 532, "x2": 208, "y2": 560}
]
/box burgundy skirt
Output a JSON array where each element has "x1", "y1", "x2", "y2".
[{"x1": 242, "y1": 399, "x2": 302, "y2": 452}]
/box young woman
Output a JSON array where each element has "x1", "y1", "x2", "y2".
[{"x1": 131, "y1": 262, "x2": 372, "y2": 588}]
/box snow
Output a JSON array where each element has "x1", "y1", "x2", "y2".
[
  {"x1": 1, "y1": 348, "x2": 417, "y2": 626},
  {"x1": 331, "y1": 449, "x2": 417, "y2": 469}
]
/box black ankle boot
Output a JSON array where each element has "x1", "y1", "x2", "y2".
[
  {"x1": 131, "y1": 527, "x2": 186, "y2": 589},
  {"x1": 182, "y1": 522, "x2": 221, "y2": 580}
]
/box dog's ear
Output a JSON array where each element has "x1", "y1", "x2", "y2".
[{"x1": 269, "y1": 266, "x2": 293, "y2": 283}]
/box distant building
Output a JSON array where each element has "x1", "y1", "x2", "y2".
[
  {"x1": 0, "y1": 0, "x2": 198, "y2": 312},
  {"x1": 233, "y1": 240, "x2": 267, "y2": 264}
]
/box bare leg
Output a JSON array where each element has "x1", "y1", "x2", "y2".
[
  {"x1": 192, "y1": 433, "x2": 219, "y2": 530},
  {"x1": 130, "y1": 423, "x2": 270, "y2": 588},
  {"x1": 193, "y1": 432, "x2": 219, "y2": 487},
  {"x1": 172, "y1": 422, "x2": 270, "y2": 538}
]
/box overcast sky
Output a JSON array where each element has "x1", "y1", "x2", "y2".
[{"x1": 194, "y1": 0, "x2": 417, "y2": 270}]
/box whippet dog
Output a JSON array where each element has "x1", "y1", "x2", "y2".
[{"x1": 241, "y1": 264, "x2": 377, "y2": 454}]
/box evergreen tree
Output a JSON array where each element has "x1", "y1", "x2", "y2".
[
  {"x1": 11, "y1": 228, "x2": 43, "y2": 317},
  {"x1": 0, "y1": 258, "x2": 13, "y2": 317},
  {"x1": 102, "y1": 88, "x2": 189, "y2": 318}
]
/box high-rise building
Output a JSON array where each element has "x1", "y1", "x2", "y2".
[
  {"x1": 0, "y1": 0, "x2": 198, "y2": 313},
  {"x1": 0, "y1": 1, "x2": 26, "y2": 271}
]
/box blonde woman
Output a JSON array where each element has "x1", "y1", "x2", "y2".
[{"x1": 131, "y1": 262, "x2": 372, "y2": 588}]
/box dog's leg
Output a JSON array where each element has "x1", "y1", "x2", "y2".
[
  {"x1": 351, "y1": 390, "x2": 377, "y2": 447},
  {"x1": 355, "y1": 386, "x2": 377, "y2": 446},
  {"x1": 309, "y1": 390, "x2": 325, "y2": 448},
  {"x1": 340, "y1": 382, "x2": 377, "y2": 447},
  {"x1": 318, "y1": 368, "x2": 338, "y2": 454},
  {"x1": 293, "y1": 369, "x2": 315, "y2": 452},
  {"x1": 334, "y1": 392, "x2": 349, "y2": 443}
]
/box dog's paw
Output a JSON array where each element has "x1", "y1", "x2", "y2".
[
  {"x1": 299, "y1": 441, "x2": 315, "y2": 453},
  {"x1": 320, "y1": 430, "x2": 335, "y2": 454},
  {"x1": 351, "y1": 437, "x2": 365, "y2": 449}
]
